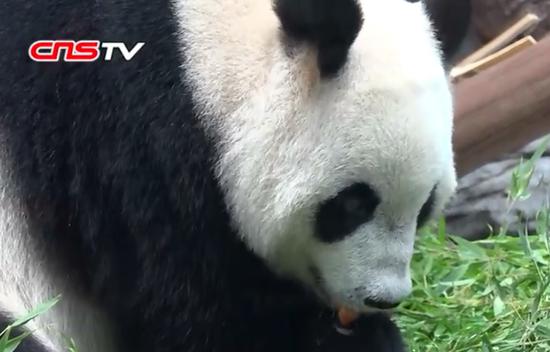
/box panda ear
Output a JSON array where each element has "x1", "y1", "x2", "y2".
[
  {"x1": 273, "y1": 0, "x2": 363, "y2": 78},
  {"x1": 423, "y1": 0, "x2": 471, "y2": 63}
]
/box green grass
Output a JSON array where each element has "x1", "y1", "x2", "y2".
[
  {"x1": 398, "y1": 137, "x2": 550, "y2": 352},
  {"x1": 398, "y1": 218, "x2": 550, "y2": 352}
]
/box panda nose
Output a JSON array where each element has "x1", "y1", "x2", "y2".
[{"x1": 363, "y1": 297, "x2": 401, "y2": 310}]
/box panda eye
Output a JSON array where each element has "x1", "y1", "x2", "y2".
[
  {"x1": 417, "y1": 186, "x2": 436, "y2": 229},
  {"x1": 315, "y1": 183, "x2": 380, "y2": 243}
]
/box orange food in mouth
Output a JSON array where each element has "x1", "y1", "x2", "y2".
[{"x1": 337, "y1": 307, "x2": 359, "y2": 328}]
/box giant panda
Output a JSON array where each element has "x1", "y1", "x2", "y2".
[{"x1": 0, "y1": 0, "x2": 458, "y2": 351}]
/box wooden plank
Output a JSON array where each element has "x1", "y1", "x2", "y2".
[{"x1": 453, "y1": 35, "x2": 550, "y2": 177}]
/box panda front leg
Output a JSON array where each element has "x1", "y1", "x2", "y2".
[{"x1": 300, "y1": 311, "x2": 407, "y2": 352}]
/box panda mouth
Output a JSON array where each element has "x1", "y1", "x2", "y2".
[
  {"x1": 307, "y1": 268, "x2": 398, "y2": 337},
  {"x1": 309, "y1": 277, "x2": 362, "y2": 334},
  {"x1": 308, "y1": 265, "x2": 393, "y2": 325},
  {"x1": 310, "y1": 266, "x2": 358, "y2": 314}
]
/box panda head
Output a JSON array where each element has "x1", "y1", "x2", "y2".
[{"x1": 176, "y1": 0, "x2": 456, "y2": 313}]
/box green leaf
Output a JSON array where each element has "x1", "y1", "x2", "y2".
[
  {"x1": 480, "y1": 283, "x2": 495, "y2": 297},
  {"x1": 530, "y1": 137, "x2": 550, "y2": 163},
  {"x1": 438, "y1": 217, "x2": 447, "y2": 242},
  {"x1": 493, "y1": 295, "x2": 505, "y2": 316},
  {"x1": 440, "y1": 278, "x2": 476, "y2": 287},
  {"x1": 0, "y1": 326, "x2": 11, "y2": 351},
  {"x1": 506, "y1": 137, "x2": 550, "y2": 201},
  {"x1": 532, "y1": 250, "x2": 548, "y2": 265},
  {"x1": 500, "y1": 277, "x2": 513, "y2": 287},
  {"x1": 11, "y1": 296, "x2": 60, "y2": 328},
  {"x1": 535, "y1": 318, "x2": 550, "y2": 336},
  {"x1": 3, "y1": 340, "x2": 23, "y2": 352},
  {"x1": 482, "y1": 336, "x2": 494, "y2": 352},
  {"x1": 452, "y1": 236, "x2": 488, "y2": 260},
  {"x1": 3, "y1": 331, "x2": 32, "y2": 352},
  {"x1": 65, "y1": 336, "x2": 79, "y2": 352},
  {"x1": 441, "y1": 264, "x2": 470, "y2": 283}
]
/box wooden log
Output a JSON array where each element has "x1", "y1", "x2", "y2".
[{"x1": 453, "y1": 35, "x2": 550, "y2": 177}]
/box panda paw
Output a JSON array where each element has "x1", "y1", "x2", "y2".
[{"x1": 300, "y1": 312, "x2": 407, "y2": 352}]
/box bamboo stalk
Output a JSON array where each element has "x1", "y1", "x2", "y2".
[
  {"x1": 450, "y1": 35, "x2": 537, "y2": 81},
  {"x1": 456, "y1": 13, "x2": 540, "y2": 67}
]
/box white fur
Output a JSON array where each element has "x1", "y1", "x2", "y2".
[
  {"x1": 0, "y1": 131, "x2": 116, "y2": 352},
  {"x1": 174, "y1": 0, "x2": 457, "y2": 311}
]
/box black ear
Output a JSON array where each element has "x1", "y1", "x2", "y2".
[
  {"x1": 424, "y1": 0, "x2": 472, "y2": 63},
  {"x1": 273, "y1": 0, "x2": 363, "y2": 78}
]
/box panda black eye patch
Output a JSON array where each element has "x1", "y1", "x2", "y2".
[
  {"x1": 417, "y1": 186, "x2": 436, "y2": 229},
  {"x1": 315, "y1": 183, "x2": 380, "y2": 243}
]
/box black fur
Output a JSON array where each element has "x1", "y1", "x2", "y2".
[
  {"x1": 315, "y1": 183, "x2": 380, "y2": 243},
  {"x1": 0, "y1": 1, "x2": 406, "y2": 351},
  {"x1": 300, "y1": 312, "x2": 406, "y2": 352},
  {"x1": 0, "y1": 312, "x2": 51, "y2": 352},
  {"x1": 417, "y1": 186, "x2": 436, "y2": 229},
  {"x1": 274, "y1": 0, "x2": 363, "y2": 77},
  {"x1": 424, "y1": 0, "x2": 471, "y2": 62}
]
